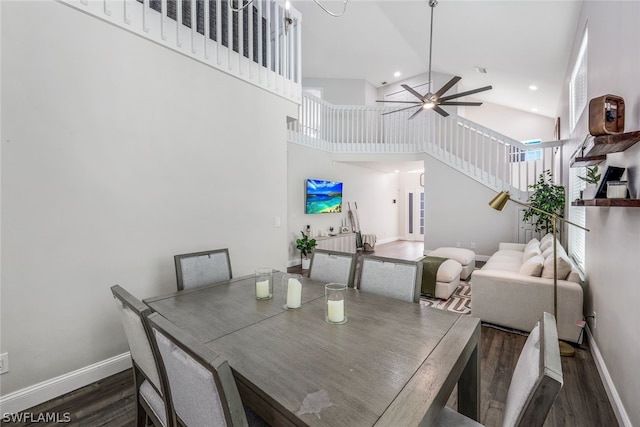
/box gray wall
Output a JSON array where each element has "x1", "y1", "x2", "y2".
[
  {"x1": 557, "y1": 2, "x2": 640, "y2": 425},
  {"x1": 1, "y1": 1, "x2": 296, "y2": 394}
]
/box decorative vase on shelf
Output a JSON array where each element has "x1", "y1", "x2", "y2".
[
  {"x1": 583, "y1": 184, "x2": 597, "y2": 200},
  {"x1": 301, "y1": 258, "x2": 311, "y2": 270}
]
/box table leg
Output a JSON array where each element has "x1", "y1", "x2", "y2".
[{"x1": 457, "y1": 337, "x2": 480, "y2": 421}]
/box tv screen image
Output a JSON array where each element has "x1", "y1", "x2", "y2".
[{"x1": 306, "y1": 179, "x2": 343, "y2": 214}]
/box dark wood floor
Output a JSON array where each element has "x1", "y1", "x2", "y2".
[{"x1": 4, "y1": 240, "x2": 617, "y2": 426}]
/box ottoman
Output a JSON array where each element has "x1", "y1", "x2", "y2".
[
  {"x1": 429, "y1": 247, "x2": 476, "y2": 280},
  {"x1": 433, "y1": 258, "x2": 462, "y2": 300}
]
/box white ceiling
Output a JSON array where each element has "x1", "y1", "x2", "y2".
[{"x1": 295, "y1": 0, "x2": 583, "y2": 119}]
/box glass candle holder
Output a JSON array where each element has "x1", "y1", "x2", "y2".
[
  {"x1": 282, "y1": 273, "x2": 303, "y2": 309},
  {"x1": 255, "y1": 268, "x2": 273, "y2": 300},
  {"x1": 606, "y1": 180, "x2": 628, "y2": 199},
  {"x1": 325, "y1": 283, "x2": 347, "y2": 324}
]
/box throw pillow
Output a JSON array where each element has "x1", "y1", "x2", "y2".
[
  {"x1": 540, "y1": 237, "x2": 557, "y2": 252},
  {"x1": 541, "y1": 254, "x2": 573, "y2": 280},
  {"x1": 519, "y1": 255, "x2": 544, "y2": 277},
  {"x1": 540, "y1": 232, "x2": 554, "y2": 245},
  {"x1": 524, "y1": 238, "x2": 540, "y2": 252},
  {"x1": 523, "y1": 246, "x2": 542, "y2": 262},
  {"x1": 542, "y1": 246, "x2": 554, "y2": 259}
]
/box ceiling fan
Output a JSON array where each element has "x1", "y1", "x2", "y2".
[{"x1": 377, "y1": 0, "x2": 492, "y2": 119}]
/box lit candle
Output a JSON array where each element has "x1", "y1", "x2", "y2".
[
  {"x1": 327, "y1": 299, "x2": 344, "y2": 323},
  {"x1": 286, "y1": 278, "x2": 302, "y2": 308},
  {"x1": 256, "y1": 280, "x2": 270, "y2": 299}
]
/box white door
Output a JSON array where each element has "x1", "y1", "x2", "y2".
[{"x1": 406, "y1": 189, "x2": 425, "y2": 241}]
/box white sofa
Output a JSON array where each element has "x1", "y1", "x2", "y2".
[{"x1": 471, "y1": 235, "x2": 584, "y2": 343}]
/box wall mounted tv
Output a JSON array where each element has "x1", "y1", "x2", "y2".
[{"x1": 306, "y1": 179, "x2": 343, "y2": 214}]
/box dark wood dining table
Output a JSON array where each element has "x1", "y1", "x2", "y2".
[{"x1": 144, "y1": 272, "x2": 480, "y2": 426}]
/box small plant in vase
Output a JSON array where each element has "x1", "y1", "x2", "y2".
[
  {"x1": 578, "y1": 165, "x2": 601, "y2": 200},
  {"x1": 296, "y1": 231, "x2": 317, "y2": 270}
]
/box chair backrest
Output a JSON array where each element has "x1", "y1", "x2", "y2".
[
  {"x1": 146, "y1": 312, "x2": 248, "y2": 427},
  {"x1": 503, "y1": 312, "x2": 563, "y2": 427},
  {"x1": 357, "y1": 255, "x2": 422, "y2": 303},
  {"x1": 309, "y1": 249, "x2": 357, "y2": 287},
  {"x1": 110, "y1": 285, "x2": 163, "y2": 392},
  {"x1": 174, "y1": 248, "x2": 232, "y2": 291}
]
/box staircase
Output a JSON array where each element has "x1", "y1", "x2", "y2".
[{"x1": 288, "y1": 94, "x2": 564, "y2": 200}]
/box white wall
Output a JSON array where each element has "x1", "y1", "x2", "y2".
[
  {"x1": 557, "y1": 2, "x2": 640, "y2": 425},
  {"x1": 301, "y1": 78, "x2": 369, "y2": 105},
  {"x1": 423, "y1": 155, "x2": 519, "y2": 258},
  {"x1": 287, "y1": 144, "x2": 401, "y2": 263},
  {"x1": 463, "y1": 101, "x2": 556, "y2": 143},
  {"x1": 1, "y1": 1, "x2": 296, "y2": 396}
]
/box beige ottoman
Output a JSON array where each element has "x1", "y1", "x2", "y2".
[
  {"x1": 429, "y1": 247, "x2": 476, "y2": 280},
  {"x1": 433, "y1": 258, "x2": 462, "y2": 300}
]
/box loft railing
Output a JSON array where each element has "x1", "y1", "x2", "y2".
[
  {"x1": 59, "y1": 0, "x2": 302, "y2": 102},
  {"x1": 289, "y1": 94, "x2": 563, "y2": 199}
]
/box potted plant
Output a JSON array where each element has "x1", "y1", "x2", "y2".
[
  {"x1": 523, "y1": 170, "x2": 565, "y2": 234},
  {"x1": 578, "y1": 165, "x2": 601, "y2": 199},
  {"x1": 296, "y1": 231, "x2": 317, "y2": 270}
]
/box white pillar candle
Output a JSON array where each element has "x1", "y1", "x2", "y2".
[
  {"x1": 256, "y1": 280, "x2": 270, "y2": 298},
  {"x1": 286, "y1": 278, "x2": 302, "y2": 308},
  {"x1": 327, "y1": 299, "x2": 344, "y2": 323}
]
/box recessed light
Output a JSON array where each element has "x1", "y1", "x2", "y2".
[
  {"x1": 394, "y1": 71, "x2": 401, "y2": 78},
  {"x1": 529, "y1": 85, "x2": 538, "y2": 91},
  {"x1": 394, "y1": 170, "x2": 400, "y2": 173},
  {"x1": 474, "y1": 66, "x2": 487, "y2": 74},
  {"x1": 531, "y1": 108, "x2": 538, "y2": 112}
]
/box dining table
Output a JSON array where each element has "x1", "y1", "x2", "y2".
[{"x1": 144, "y1": 271, "x2": 480, "y2": 426}]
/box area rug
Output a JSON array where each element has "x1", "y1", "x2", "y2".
[{"x1": 420, "y1": 284, "x2": 471, "y2": 315}]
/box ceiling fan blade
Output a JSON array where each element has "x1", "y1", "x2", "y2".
[
  {"x1": 382, "y1": 105, "x2": 421, "y2": 115},
  {"x1": 439, "y1": 101, "x2": 483, "y2": 106},
  {"x1": 408, "y1": 108, "x2": 425, "y2": 120},
  {"x1": 439, "y1": 85, "x2": 493, "y2": 102},
  {"x1": 375, "y1": 100, "x2": 423, "y2": 104},
  {"x1": 432, "y1": 105, "x2": 450, "y2": 117},
  {"x1": 431, "y1": 76, "x2": 462, "y2": 100},
  {"x1": 401, "y1": 84, "x2": 427, "y2": 102}
]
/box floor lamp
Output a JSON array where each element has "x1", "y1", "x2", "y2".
[{"x1": 488, "y1": 191, "x2": 590, "y2": 357}]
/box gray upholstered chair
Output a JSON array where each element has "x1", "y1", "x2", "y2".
[
  {"x1": 357, "y1": 255, "x2": 422, "y2": 303},
  {"x1": 435, "y1": 312, "x2": 563, "y2": 427},
  {"x1": 174, "y1": 248, "x2": 232, "y2": 291},
  {"x1": 146, "y1": 312, "x2": 266, "y2": 427},
  {"x1": 111, "y1": 285, "x2": 170, "y2": 427},
  {"x1": 309, "y1": 249, "x2": 357, "y2": 287}
]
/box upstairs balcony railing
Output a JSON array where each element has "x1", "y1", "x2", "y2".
[
  {"x1": 60, "y1": 0, "x2": 302, "y2": 102},
  {"x1": 288, "y1": 94, "x2": 564, "y2": 199}
]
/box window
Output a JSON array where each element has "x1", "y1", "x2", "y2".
[
  {"x1": 569, "y1": 29, "x2": 588, "y2": 132},
  {"x1": 568, "y1": 166, "x2": 586, "y2": 271},
  {"x1": 509, "y1": 139, "x2": 542, "y2": 162}
]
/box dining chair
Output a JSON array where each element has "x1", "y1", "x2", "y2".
[
  {"x1": 357, "y1": 255, "x2": 423, "y2": 303},
  {"x1": 308, "y1": 249, "x2": 357, "y2": 287},
  {"x1": 174, "y1": 248, "x2": 232, "y2": 291},
  {"x1": 435, "y1": 312, "x2": 563, "y2": 427},
  {"x1": 110, "y1": 285, "x2": 170, "y2": 427},
  {"x1": 145, "y1": 312, "x2": 267, "y2": 427}
]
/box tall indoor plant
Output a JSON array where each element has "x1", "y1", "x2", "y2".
[
  {"x1": 296, "y1": 231, "x2": 317, "y2": 269},
  {"x1": 523, "y1": 170, "x2": 565, "y2": 233}
]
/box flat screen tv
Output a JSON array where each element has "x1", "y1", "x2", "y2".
[{"x1": 306, "y1": 179, "x2": 343, "y2": 214}]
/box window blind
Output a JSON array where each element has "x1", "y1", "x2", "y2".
[
  {"x1": 569, "y1": 29, "x2": 588, "y2": 133},
  {"x1": 568, "y1": 166, "x2": 586, "y2": 271}
]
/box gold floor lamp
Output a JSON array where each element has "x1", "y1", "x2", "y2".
[{"x1": 489, "y1": 191, "x2": 590, "y2": 357}]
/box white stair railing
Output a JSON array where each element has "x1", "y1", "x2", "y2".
[
  {"x1": 59, "y1": 0, "x2": 302, "y2": 103},
  {"x1": 289, "y1": 94, "x2": 563, "y2": 198}
]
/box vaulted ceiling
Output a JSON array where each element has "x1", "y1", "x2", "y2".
[{"x1": 296, "y1": 0, "x2": 583, "y2": 118}]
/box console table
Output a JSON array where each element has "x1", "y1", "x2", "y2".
[{"x1": 315, "y1": 232, "x2": 356, "y2": 253}]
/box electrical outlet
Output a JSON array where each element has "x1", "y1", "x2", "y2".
[
  {"x1": 0, "y1": 352, "x2": 8, "y2": 374},
  {"x1": 470, "y1": 242, "x2": 476, "y2": 249},
  {"x1": 456, "y1": 242, "x2": 461, "y2": 248},
  {"x1": 593, "y1": 311, "x2": 596, "y2": 329}
]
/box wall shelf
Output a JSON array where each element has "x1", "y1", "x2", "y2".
[
  {"x1": 570, "y1": 155, "x2": 606, "y2": 167},
  {"x1": 572, "y1": 199, "x2": 640, "y2": 207},
  {"x1": 570, "y1": 130, "x2": 640, "y2": 168}
]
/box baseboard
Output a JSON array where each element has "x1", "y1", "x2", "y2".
[
  {"x1": 585, "y1": 325, "x2": 632, "y2": 427},
  {"x1": 375, "y1": 236, "x2": 399, "y2": 245},
  {"x1": 0, "y1": 352, "x2": 132, "y2": 415}
]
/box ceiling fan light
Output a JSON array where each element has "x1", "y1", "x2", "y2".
[{"x1": 423, "y1": 102, "x2": 435, "y2": 110}]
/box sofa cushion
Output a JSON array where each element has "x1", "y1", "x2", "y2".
[
  {"x1": 483, "y1": 261, "x2": 522, "y2": 273},
  {"x1": 541, "y1": 254, "x2": 572, "y2": 280},
  {"x1": 519, "y1": 255, "x2": 544, "y2": 277},
  {"x1": 523, "y1": 246, "x2": 542, "y2": 262},
  {"x1": 524, "y1": 238, "x2": 540, "y2": 252}
]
